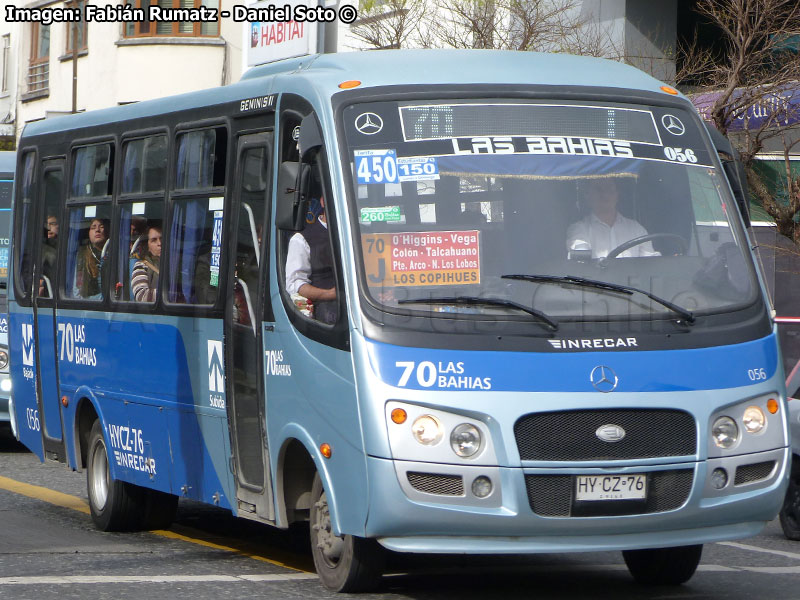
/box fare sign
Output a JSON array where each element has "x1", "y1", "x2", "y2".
[{"x1": 362, "y1": 230, "x2": 480, "y2": 287}]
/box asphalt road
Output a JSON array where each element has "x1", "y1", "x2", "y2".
[{"x1": 1, "y1": 427, "x2": 800, "y2": 600}]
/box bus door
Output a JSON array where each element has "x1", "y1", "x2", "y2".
[
  {"x1": 33, "y1": 160, "x2": 66, "y2": 461},
  {"x1": 224, "y1": 132, "x2": 274, "y2": 521}
]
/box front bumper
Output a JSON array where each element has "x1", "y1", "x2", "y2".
[{"x1": 365, "y1": 447, "x2": 789, "y2": 553}]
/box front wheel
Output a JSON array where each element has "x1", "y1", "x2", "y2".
[
  {"x1": 309, "y1": 473, "x2": 384, "y2": 592},
  {"x1": 86, "y1": 420, "x2": 147, "y2": 531},
  {"x1": 780, "y1": 457, "x2": 800, "y2": 540},
  {"x1": 623, "y1": 544, "x2": 702, "y2": 585}
]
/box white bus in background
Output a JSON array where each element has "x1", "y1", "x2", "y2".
[{"x1": 0, "y1": 151, "x2": 13, "y2": 434}]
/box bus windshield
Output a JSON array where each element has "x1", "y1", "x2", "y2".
[{"x1": 343, "y1": 99, "x2": 757, "y2": 325}]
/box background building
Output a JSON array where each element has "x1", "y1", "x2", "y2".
[{"x1": 2, "y1": 0, "x2": 244, "y2": 140}]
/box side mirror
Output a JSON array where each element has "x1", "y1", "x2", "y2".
[{"x1": 277, "y1": 161, "x2": 311, "y2": 231}]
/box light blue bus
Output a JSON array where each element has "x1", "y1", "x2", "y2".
[
  {"x1": 0, "y1": 151, "x2": 13, "y2": 431},
  {"x1": 7, "y1": 50, "x2": 789, "y2": 591}
]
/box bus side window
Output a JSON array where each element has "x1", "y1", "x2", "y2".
[
  {"x1": 64, "y1": 205, "x2": 111, "y2": 300},
  {"x1": 14, "y1": 152, "x2": 37, "y2": 301},
  {"x1": 36, "y1": 168, "x2": 64, "y2": 299},
  {"x1": 117, "y1": 135, "x2": 167, "y2": 303},
  {"x1": 277, "y1": 101, "x2": 343, "y2": 331},
  {"x1": 167, "y1": 127, "x2": 227, "y2": 305},
  {"x1": 233, "y1": 145, "x2": 268, "y2": 326}
]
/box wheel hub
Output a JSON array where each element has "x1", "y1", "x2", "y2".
[
  {"x1": 89, "y1": 440, "x2": 109, "y2": 510},
  {"x1": 315, "y1": 491, "x2": 344, "y2": 565}
]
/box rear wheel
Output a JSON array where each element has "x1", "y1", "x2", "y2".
[
  {"x1": 780, "y1": 457, "x2": 800, "y2": 540},
  {"x1": 86, "y1": 420, "x2": 146, "y2": 531},
  {"x1": 623, "y1": 544, "x2": 702, "y2": 585},
  {"x1": 310, "y1": 473, "x2": 384, "y2": 592}
]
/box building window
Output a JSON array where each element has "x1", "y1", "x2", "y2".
[
  {"x1": 65, "y1": 0, "x2": 88, "y2": 54},
  {"x1": 29, "y1": 22, "x2": 50, "y2": 93},
  {"x1": 2, "y1": 35, "x2": 10, "y2": 93},
  {"x1": 124, "y1": 0, "x2": 220, "y2": 38}
]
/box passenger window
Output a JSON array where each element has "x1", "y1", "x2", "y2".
[
  {"x1": 122, "y1": 135, "x2": 167, "y2": 194},
  {"x1": 116, "y1": 201, "x2": 164, "y2": 303},
  {"x1": 64, "y1": 205, "x2": 111, "y2": 300},
  {"x1": 167, "y1": 197, "x2": 222, "y2": 305},
  {"x1": 278, "y1": 106, "x2": 340, "y2": 326},
  {"x1": 233, "y1": 146, "x2": 268, "y2": 326},
  {"x1": 15, "y1": 152, "x2": 37, "y2": 300},
  {"x1": 71, "y1": 144, "x2": 113, "y2": 198},
  {"x1": 35, "y1": 168, "x2": 63, "y2": 299},
  {"x1": 175, "y1": 128, "x2": 226, "y2": 190}
]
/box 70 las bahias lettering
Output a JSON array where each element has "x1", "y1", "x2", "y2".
[{"x1": 396, "y1": 361, "x2": 491, "y2": 390}]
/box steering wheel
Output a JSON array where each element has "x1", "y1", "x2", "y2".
[{"x1": 605, "y1": 233, "x2": 688, "y2": 259}]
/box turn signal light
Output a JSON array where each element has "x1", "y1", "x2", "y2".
[
  {"x1": 61, "y1": 396, "x2": 69, "y2": 407},
  {"x1": 320, "y1": 443, "x2": 332, "y2": 459},
  {"x1": 767, "y1": 398, "x2": 779, "y2": 414},
  {"x1": 391, "y1": 408, "x2": 407, "y2": 424}
]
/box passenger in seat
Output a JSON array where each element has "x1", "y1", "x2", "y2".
[
  {"x1": 76, "y1": 218, "x2": 109, "y2": 298},
  {"x1": 131, "y1": 225, "x2": 161, "y2": 302}
]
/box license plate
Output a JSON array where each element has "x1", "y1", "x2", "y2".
[{"x1": 575, "y1": 474, "x2": 647, "y2": 501}]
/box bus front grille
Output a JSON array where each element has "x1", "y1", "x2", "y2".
[
  {"x1": 524, "y1": 469, "x2": 693, "y2": 517},
  {"x1": 514, "y1": 409, "x2": 696, "y2": 461},
  {"x1": 407, "y1": 472, "x2": 465, "y2": 496}
]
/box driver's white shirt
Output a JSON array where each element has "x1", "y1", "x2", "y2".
[{"x1": 566, "y1": 212, "x2": 660, "y2": 258}]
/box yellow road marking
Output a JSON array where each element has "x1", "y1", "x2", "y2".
[
  {"x1": 0, "y1": 475, "x2": 90, "y2": 514},
  {"x1": 0, "y1": 475, "x2": 312, "y2": 573}
]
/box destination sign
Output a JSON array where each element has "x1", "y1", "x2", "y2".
[{"x1": 362, "y1": 230, "x2": 480, "y2": 287}]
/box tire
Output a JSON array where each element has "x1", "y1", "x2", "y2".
[
  {"x1": 310, "y1": 472, "x2": 384, "y2": 592},
  {"x1": 86, "y1": 420, "x2": 146, "y2": 532},
  {"x1": 623, "y1": 544, "x2": 702, "y2": 585},
  {"x1": 780, "y1": 456, "x2": 800, "y2": 541}
]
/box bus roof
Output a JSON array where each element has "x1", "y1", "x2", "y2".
[
  {"x1": 0, "y1": 151, "x2": 14, "y2": 177},
  {"x1": 21, "y1": 49, "x2": 679, "y2": 139}
]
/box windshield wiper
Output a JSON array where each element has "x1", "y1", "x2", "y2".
[
  {"x1": 502, "y1": 274, "x2": 695, "y2": 324},
  {"x1": 398, "y1": 296, "x2": 558, "y2": 331}
]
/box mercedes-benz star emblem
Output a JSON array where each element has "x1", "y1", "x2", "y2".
[
  {"x1": 590, "y1": 365, "x2": 618, "y2": 393},
  {"x1": 661, "y1": 114, "x2": 686, "y2": 136},
  {"x1": 355, "y1": 112, "x2": 384, "y2": 135}
]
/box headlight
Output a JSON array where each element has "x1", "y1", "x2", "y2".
[
  {"x1": 712, "y1": 416, "x2": 739, "y2": 449},
  {"x1": 742, "y1": 406, "x2": 766, "y2": 434},
  {"x1": 0, "y1": 350, "x2": 8, "y2": 370},
  {"x1": 450, "y1": 423, "x2": 482, "y2": 457},
  {"x1": 411, "y1": 415, "x2": 443, "y2": 446}
]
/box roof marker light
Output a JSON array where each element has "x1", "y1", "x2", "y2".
[
  {"x1": 661, "y1": 85, "x2": 679, "y2": 95},
  {"x1": 339, "y1": 80, "x2": 361, "y2": 89}
]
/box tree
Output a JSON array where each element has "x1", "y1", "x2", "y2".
[
  {"x1": 677, "y1": 0, "x2": 800, "y2": 241},
  {"x1": 424, "y1": 0, "x2": 605, "y2": 53},
  {"x1": 349, "y1": 0, "x2": 614, "y2": 55},
  {"x1": 349, "y1": 0, "x2": 429, "y2": 50}
]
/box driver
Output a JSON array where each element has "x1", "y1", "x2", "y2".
[{"x1": 566, "y1": 178, "x2": 660, "y2": 259}]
